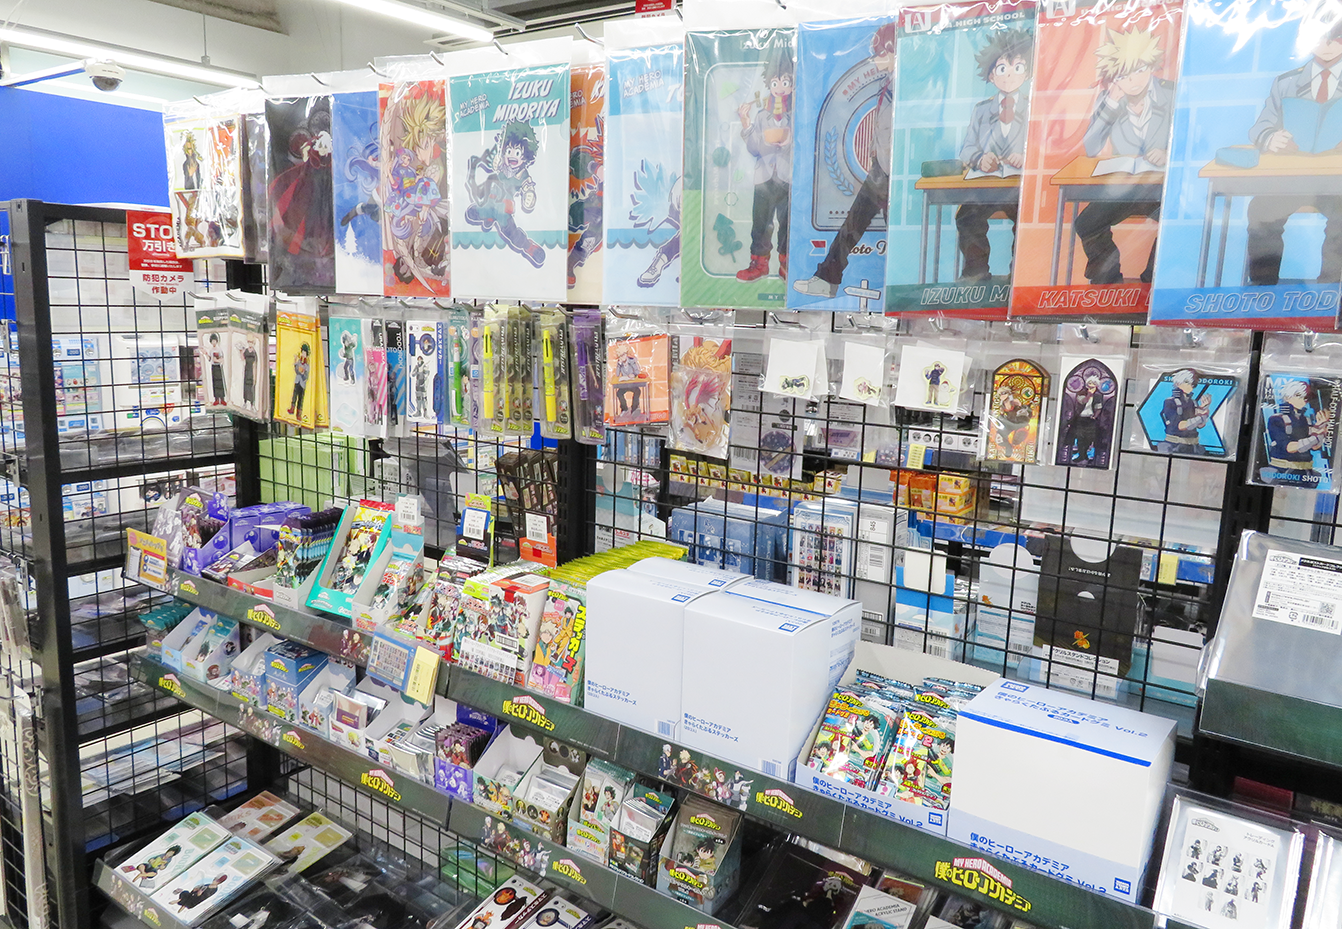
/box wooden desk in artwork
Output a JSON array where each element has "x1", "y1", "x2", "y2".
[
  {"x1": 1196, "y1": 147, "x2": 1342, "y2": 286},
  {"x1": 913, "y1": 173, "x2": 1020, "y2": 284},
  {"x1": 1047, "y1": 155, "x2": 1166, "y2": 285}
]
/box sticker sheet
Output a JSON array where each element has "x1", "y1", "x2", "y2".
[
  {"x1": 1135, "y1": 368, "x2": 1239, "y2": 457},
  {"x1": 568, "y1": 63, "x2": 606, "y2": 303},
  {"x1": 787, "y1": 16, "x2": 898, "y2": 311},
  {"x1": 983, "y1": 358, "x2": 1048, "y2": 463},
  {"x1": 1011, "y1": 0, "x2": 1184, "y2": 319},
  {"x1": 605, "y1": 334, "x2": 670, "y2": 425},
  {"x1": 1251, "y1": 372, "x2": 1341, "y2": 492},
  {"x1": 894, "y1": 343, "x2": 968, "y2": 413},
  {"x1": 450, "y1": 62, "x2": 572, "y2": 301},
  {"x1": 266, "y1": 96, "x2": 336, "y2": 292},
  {"x1": 682, "y1": 27, "x2": 797, "y2": 309},
  {"x1": 885, "y1": 1, "x2": 1037, "y2": 317},
  {"x1": 604, "y1": 41, "x2": 685, "y2": 306},
  {"x1": 378, "y1": 80, "x2": 451, "y2": 298},
  {"x1": 1053, "y1": 355, "x2": 1124, "y2": 468},
  {"x1": 165, "y1": 113, "x2": 245, "y2": 259},
  {"x1": 1149, "y1": 0, "x2": 1342, "y2": 329},
  {"x1": 331, "y1": 90, "x2": 384, "y2": 295}
]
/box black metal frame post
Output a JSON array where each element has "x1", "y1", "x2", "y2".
[{"x1": 10, "y1": 199, "x2": 87, "y2": 929}]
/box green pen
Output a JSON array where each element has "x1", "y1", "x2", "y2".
[{"x1": 449, "y1": 324, "x2": 464, "y2": 422}]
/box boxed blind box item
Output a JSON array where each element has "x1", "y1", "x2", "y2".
[
  {"x1": 583, "y1": 571, "x2": 722, "y2": 740},
  {"x1": 680, "y1": 579, "x2": 862, "y2": 779},
  {"x1": 456, "y1": 572, "x2": 551, "y2": 687},
  {"x1": 656, "y1": 794, "x2": 743, "y2": 915},
  {"x1": 793, "y1": 640, "x2": 999, "y2": 835},
  {"x1": 306, "y1": 500, "x2": 396, "y2": 618},
  {"x1": 181, "y1": 613, "x2": 241, "y2": 683},
  {"x1": 434, "y1": 720, "x2": 492, "y2": 802},
  {"x1": 567, "y1": 757, "x2": 638, "y2": 866},
  {"x1": 297, "y1": 659, "x2": 357, "y2": 736},
  {"x1": 229, "y1": 632, "x2": 280, "y2": 706},
  {"x1": 352, "y1": 495, "x2": 426, "y2": 631},
  {"x1": 949, "y1": 678, "x2": 1176, "y2": 901},
  {"x1": 609, "y1": 785, "x2": 677, "y2": 885},
  {"x1": 263, "y1": 641, "x2": 327, "y2": 722},
  {"x1": 510, "y1": 736, "x2": 589, "y2": 842},
  {"x1": 474, "y1": 725, "x2": 543, "y2": 819}
]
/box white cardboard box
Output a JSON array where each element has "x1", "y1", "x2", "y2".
[
  {"x1": 680, "y1": 581, "x2": 861, "y2": 779},
  {"x1": 584, "y1": 570, "x2": 720, "y2": 740},
  {"x1": 949, "y1": 679, "x2": 1175, "y2": 901},
  {"x1": 627, "y1": 556, "x2": 750, "y2": 591},
  {"x1": 792, "y1": 641, "x2": 999, "y2": 834}
]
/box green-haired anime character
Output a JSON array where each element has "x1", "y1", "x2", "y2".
[{"x1": 465, "y1": 120, "x2": 545, "y2": 267}]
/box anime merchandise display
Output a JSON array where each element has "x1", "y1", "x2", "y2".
[
  {"x1": 385, "y1": 318, "x2": 409, "y2": 436},
  {"x1": 806, "y1": 684, "x2": 903, "y2": 790},
  {"x1": 272, "y1": 508, "x2": 342, "y2": 595},
  {"x1": 362, "y1": 318, "x2": 389, "y2": 438},
  {"x1": 884, "y1": 1, "x2": 1037, "y2": 317},
  {"x1": 116, "y1": 812, "x2": 230, "y2": 893},
  {"x1": 240, "y1": 110, "x2": 270, "y2": 264},
  {"x1": 273, "y1": 306, "x2": 327, "y2": 429},
  {"x1": 228, "y1": 296, "x2": 270, "y2": 422},
  {"x1": 327, "y1": 501, "x2": 395, "y2": 595},
  {"x1": 568, "y1": 757, "x2": 634, "y2": 864},
  {"x1": 1010, "y1": 0, "x2": 1184, "y2": 317},
  {"x1": 379, "y1": 76, "x2": 451, "y2": 298},
  {"x1": 982, "y1": 357, "x2": 1049, "y2": 464},
  {"x1": 605, "y1": 330, "x2": 671, "y2": 426},
  {"x1": 327, "y1": 315, "x2": 365, "y2": 436},
  {"x1": 1152, "y1": 793, "x2": 1304, "y2": 929},
  {"x1": 787, "y1": 16, "x2": 898, "y2": 311},
  {"x1": 266, "y1": 95, "x2": 336, "y2": 292},
  {"x1": 1051, "y1": 322, "x2": 1128, "y2": 469},
  {"x1": 195, "y1": 305, "x2": 231, "y2": 411},
  {"x1": 150, "y1": 837, "x2": 279, "y2": 926},
  {"x1": 444, "y1": 306, "x2": 474, "y2": 428},
  {"x1": 1149, "y1": 0, "x2": 1342, "y2": 329},
  {"x1": 406, "y1": 319, "x2": 444, "y2": 426},
  {"x1": 681, "y1": 27, "x2": 798, "y2": 309},
  {"x1": 790, "y1": 500, "x2": 856, "y2": 598},
  {"x1": 1033, "y1": 534, "x2": 1142, "y2": 693},
  {"x1": 876, "y1": 703, "x2": 957, "y2": 809},
  {"x1": 604, "y1": 24, "x2": 686, "y2": 307},
  {"x1": 928, "y1": 895, "x2": 1009, "y2": 929},
  {"x1": 164, "y1": 100, "x2": 246, "y2": 259},
  {"x1": 1249, "y1": 331, "x2": 1342, "y2": 491},
  {"x1": 569, "y1": 308, "x2": 605, "y2": 444},
  {"x1": 568, "y1": 59, "x2": 606, "y2": 301},
  {"x1": 510, "y1": 896, "x2": 594, "y2": 929},
  {"x1": 451, "y1": 876, "x2": 548, "y2": 929},
  {"x1": 450, "y1": 45, "x2": 573, "y2": 301},
  {"x1": 525, "y1": 578, "x2": 585, "y2": 702},
  {"x1": 534, "y1": 309, "x2": 572, "y2": 440},
  {"x1": 658, "y1": 793, "x2": 743, "y2": 914},
  {"x1": 263, "y1": 812, "x2": 352, "y2": 874},
  {"x1": 669, "y1": 331, "x2": 732, "y2": 460},
  {"x1": 1129, "y1": 328, "x2": 1249, "y2": 459},
  {"x1": 609, "y1": 787, "x2": 676, "y2": 883},
  {"x1": 331, "y1": 87, "x2": 385, "y2": 295},
  {"x1": 841, "y1": 885, "x2": 919, "y2": 929},
  {"x1": 735, "y1": 842, "x2": 864, "y2": 929},
  {"x1": 894, "y1": 343, "x2": 969, "y2": 414},
  {"x1": 762, "y1": 332, "x2": 828, "y2": 402},
  {"x1": 218, "y1": 792, "x2": 300, "y2": 842}
]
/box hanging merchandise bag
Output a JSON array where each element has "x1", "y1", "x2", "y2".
[
  {"x1": 1127, "y1": 328, "x2": 1249, "y2": 459},
  {"x1": 1250, "y1": 331, "x2": 1342, "y2": 494}
]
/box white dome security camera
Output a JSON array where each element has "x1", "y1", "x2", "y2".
[{"x1": 85, "y1": 59, "x2": 125, "y2": 92}]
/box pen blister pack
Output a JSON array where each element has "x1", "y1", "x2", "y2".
[
  {"x1": 535, "y1": 309, "x2": 572, "y2": 440},
  {"x1": 669, "y1": 313, "x2": 733, "y2": 460},
  {"x1": 479, "y1": 304, "x2": 508, "y2": 435},
  {"x1": 977, "y1": 323, "x2": 1058, "y2": 466},
  {"x1": 1250, "y1": 331, "x2": 1342, "y2": 494},
  {"x1": 445, "y1": 306, "x2": 473, "y2": 428},
  {"x1": 1051, "y1": 323, "x2": 1130, "y2": 470},
  {"x1": 1126, "y1": 328, "x2": 1249, "y2": 461},
  {"x1": 505, "y1": 304, "x2": 536, "y2": 437},
  {"x1": 406, "y1": 319, "x2": 443, "y2": 426},
  {"x1": 604, "y1": 310, "x2": 671, "y2": 427},
  {"x1": 570, "y1": 308, "x2": 605, "y2": 444}
]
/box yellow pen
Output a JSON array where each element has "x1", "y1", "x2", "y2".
[
  {"x1": 481, "y1": 324, "x2": 495, "y2": 417},
  {"x1": 542, "y1": 328, "x2": 557, "y2": 422}
]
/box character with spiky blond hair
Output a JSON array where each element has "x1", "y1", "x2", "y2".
[{"x1": 1075, "y1": 26, "x2": 1174, "y2": 284}]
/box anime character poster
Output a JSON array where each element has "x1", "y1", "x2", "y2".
[
  {"x1": 1251, "y1": 372, "x2": 1341, "y2": 491},
  {"x1": 450, "y1": 62, "x2": 572, "y2": 302},
  {"x1": 266, "y1": 96, "x2": 336, "y2": 292},
  {"x1": 1053, "y1": 356, "x2": 1124, "y2": 468},
  {"x1": 568, "y1": 62, "x2": 606, "y2": 302},
  {"x1": 884, "y1": 1, "x2": 1037, "y2": 318},
  {"x1": 1149, "y1": 0, "x2": 1342, "y2": 329},
  {"x1": 240, "y1": 113, "x2": 270, "y2": 264},
  {"x1": 1135, "y1": 368, "x2": 1239, "y2": 457},
  {"x1": 1011, "y1": 0, "x2": 1183, "y2": 320},
  {"x1": 378, "y1": 80, "x2": 451, "y2": 298},
  {"x1": 787, "y1": 16, "x2": 897, "y2": 311},
  {"x1": 165, "y1": 112, "x2": 246, "y2": 259},
  {"x1": 604, "y1": 40, "x2": 685, "y2": 306},
  {"x1": 682, "y1": 27, "x2": 798, "y2": 309},
  {"x1": 331, "y1": 91, "x2": 383, "y2": 295}
]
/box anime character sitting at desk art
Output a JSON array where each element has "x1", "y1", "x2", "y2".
[{"x1": 956, "y1": 28, "x2": 1033, "y2": 282}]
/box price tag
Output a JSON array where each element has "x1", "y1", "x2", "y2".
[
  {"x1": 905, "y1": 443, "x2": 929, "y2": 470},
  {"x1": 526, "y1": 513, "x2": 549, "y2": 544},
  {"x1": 461, "y1": 509, "x2": 488, "y2": 541},
  {"x1": 125, "y1": 528, "x2": 170, "y2": 590}
]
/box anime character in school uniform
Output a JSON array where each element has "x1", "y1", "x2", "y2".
[
  {"x1": 956, "y1": 28, "x2": 1033, "y2": 281},
  {"x1": 1076, "y1": 26, "x2": 1175, "y2": 284},
  {"x1": 736, "y1": 56, "x2": 795, "y2": 283}
]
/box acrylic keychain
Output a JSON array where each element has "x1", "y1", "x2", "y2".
[
  {"x1": 1051, "y1": 323, "x2": 1130, "y2": 470},
  {"x1": 1250, "y1": 331, "x2": 1342, "y2": 494},
  {"x1": 604, "y1": 307, "x2": 671, "y2": 426},
  {"x1": 570, "y1": 308, "x2": 605, "y2": 444},
  {"x1": 892, "y1": 317, "x2": 984, "y2": 416},
  {"x1": 978, "y1": 321, "x2": 1057, "y2": 466},
  {"x1": 762, "y1": 314, "x2": 830, "y2": 402},
  {"x1": 535, "y1": 308, "x2": 573, "y2": 440},
  {"x1": 194, "y1": 294, "x2": 231, "y2": 411},
  {"x1": 668, "y1": 310, "x2": 734, "y2": 461},
  {"x1": 1126, "y1": 328, "x2": 1249, "y2": 460},
  {"x1": 837, "y1": 314, "x2": 896, "y2": 408},
  {"x1": 227, "y1": 292, "x2": 271, "y2": 423}
]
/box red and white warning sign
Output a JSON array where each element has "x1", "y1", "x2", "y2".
[{"x1": 128, "y1": 210, "x2": 194, "y2": 300}]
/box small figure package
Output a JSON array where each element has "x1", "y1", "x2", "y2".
[
  {"x1": 682, "y1": 26, "x2": 797, "y2": 309},
  {"x1": 150, "y1": 836, "x2": 278, "y2": 926},
  {"x1": 605, "y1": 325, "x2": 670, "y2": 427},
  {"x1": 1250, "y1": 331, "x2": 1342, "y2": 493}
]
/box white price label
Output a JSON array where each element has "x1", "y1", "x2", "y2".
[
  {"x1": 1253, "y1": 549, "x2": 1342, "y2": 634},
  {"x1": 461, "y1": 509, "x2": 488, "y2": 541},
  {"x1": 526, "y1": 513, "x2": 549, "y2": 544}
]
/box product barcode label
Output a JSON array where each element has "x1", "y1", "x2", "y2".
[
  {"x1": 1253, "y1": 550, "x2": 1342, "y2": 635},
  {"x1": 761, "y1": 760, "x2": 781, "y2": 778},
  {"x1": 657, "y1": 720, "x2": 674, "y2": 738}
]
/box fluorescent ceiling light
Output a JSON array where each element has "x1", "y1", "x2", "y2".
[
  {"x1": 321, "y1": 0, "x2": 494, "y2": 43},
  {"x1": 0, "y1": 27, "x2": 259, "y2": 87}
]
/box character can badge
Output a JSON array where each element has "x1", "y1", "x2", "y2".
[
  {"x1": 1054, "y1": 357, "x2": 1123, "y2": 469},
  {"x1": 1136, "y1": 369, "x2": 1239, "y2": 458},
  {"x1": 984, "y1": 359, "x2": 1049, "y2": 464},
  {"x1": 1253, "y1": 373, "x2": 1341, "y2": 492}
]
